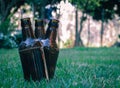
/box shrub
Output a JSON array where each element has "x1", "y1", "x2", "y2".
[{"x1": 0, "y1": 33, "x2": 17, "y2": 49}]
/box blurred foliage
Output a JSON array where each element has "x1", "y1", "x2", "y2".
[
  {"x1": 64, "y1": 39, "x2": 74, "y2": 48},
  {"x1": 26, "y1": 0, "x2": 61, "y2": 5},
  {"x1": 0, "y1": 0, "x2": 24, "y2": 36},
  {"x1": 119, "y1": 35, "x2": 120, "y2": 39},
  {"x1": 0, "y1": 17, "x2": 10, "y2": 35},
  {"x1": 0, "y1": 15, "x2": 17, "y2": 35},
  {"x1": 2, "y1": 36, "x2": 18, "y2": 49},
  {"x1": 93, "y1": 0, "x2": 120, "y2": 21},
  {"x1": 70, "y1": 0, "x2": 120, "y2": 21},
  {"x1": 0, "y1": 33, "x2": 18, "y2": 49},
  {"x1": 25, "y1": 0, "x2": 61, "y2": 18},
  {"x1": 0, "y1": 28, "x2": 22, "y2": 49},
  {"x1": 70, "y1": 0, "x2": 100, "y2": 12},
  {"x1": 11, "y1": 30, "x2": 22, "y2": 45},
  {"x1": 0, "y1": 0, "x2": 61, "y2": 21},
  {"x1": 69, "y1": 0, "x2": 120, "y2": 47},
  {"x1": 0, "y1": 0, "x2": 25, "y2": 22}
]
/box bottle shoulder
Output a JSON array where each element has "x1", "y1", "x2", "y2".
[
  {"x1": 19, "y1": 38, "x2": 34, "y2": 48},
  {"x1": 41, "y1": 38, "x2": 50, "y2": 47}
]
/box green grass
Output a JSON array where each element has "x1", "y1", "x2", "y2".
[{"x1": 0, "y1": 47, "x2": 120, "y2": 88}]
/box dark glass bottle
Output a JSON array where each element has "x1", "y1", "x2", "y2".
[
  {"x1": 18, "y1": 18, "x2": 44, "y2": 81},
  {"x1": 19, "y1": 18, "x2": 33, "y2": 81},
  {"x1": 34, "y1": 19, "x2": 49, "y2": 80},
  {"x1": 44, "y1": 19, "x2": 59, "y2": 78},
  {"x1": 35, "y1": 19, "x2": 45, "y2": 39}
]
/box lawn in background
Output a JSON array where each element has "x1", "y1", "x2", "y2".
[{"x1": 0, "y1": 47, "x2": 120, "y2": 88}]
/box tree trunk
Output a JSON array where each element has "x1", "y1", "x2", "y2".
[
  {"x1": 101, "y1": 8, "x2": 105, "y2": 46},
  {"x1": 74, "y1": 0, "x2": 89, "y2": 47},
  {"x1": 40, "y1": 6, "x2": 45, "y2": 19},
  {"x1": 74, "y1": 7, "x2": 79, "y2": 46},
  {"x1": 78, "y1": 12, "x2": 85, "y2": 46},
  {"x1": 87, "y1": 16, "x2": 90, "y2": 46},
  {"x1": 31, "y1": 3, "x2": 35, "y2": 18},
  {"x1": 74, "y1": 8, "x2": 84, "y2": 47}
]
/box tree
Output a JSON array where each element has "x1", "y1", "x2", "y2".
[
  {"x1": 93, "y1": 0, "x2": 120, "y2": 46},
  {"x1": 0, "y1": 0, "x2": 25, "y2": 34},
  {"x1": 0, "y1": 0, "x2": 61, "y2": 34},
  {"x1": 70, "y1": 0, "x2": 120, "y2": 47},
  {"x1": 0, "y1": 0, "x2": 25, "y2": 23},
  {"x1": 70, "y1": 0, "x2": 100, "y2": 46},
  {"x1": 26, "y1": 0, "x2": 61, "y2": 18}
]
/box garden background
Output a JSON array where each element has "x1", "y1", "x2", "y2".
[{"x1": 0, "y1": 0, "x2": 120, "y2": 87}]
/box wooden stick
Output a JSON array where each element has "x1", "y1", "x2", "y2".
[
  {"x1": 19, "y1": 46, "x2": 41, "y2": 52},
  {"x1": 40, "y1": 46, "x2": 49, "y2": 81}
]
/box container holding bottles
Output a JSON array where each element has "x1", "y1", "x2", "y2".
[
  {"x1": 18, "y1": 18, "x2": 47, "y2": 81},
  {"x1": 18, "y1": 17, "x2": 59, "y2": 81}
]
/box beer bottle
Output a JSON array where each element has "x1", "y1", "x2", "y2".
[
  {"x1": 19, "y1": 18, "x2": 45, "y2": 81},
  {"x1": 19, "y1": 18, "x2": 31, "y2": 81},
  {"x1": 34, "y1": 19, "x2": 49, "y2": 80},
  {"x1": 35, "y1": 19, "x2": 45, "y2": 39},
  {"x1": 44, "y1": 19, "x2": 59, "y2": 78}
]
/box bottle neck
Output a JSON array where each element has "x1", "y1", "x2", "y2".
[
  {"x1": 29, "y1": 25, "x2": 35, "y2": 38},
  {"x1": 45, "y1": 20, "x2": 59, "y2": 39},
  {"x1": 50, "y1": 27, "x2": 57, "y2": 40},
  {"x1": 22, "y1": 25, "x2": 35, "y2": 40},
  {"x1": 49, "y1": 26, "x2": 58, "y2": 48},
  {"x1": 21, "y1": 18, "x2": 35, "y2": 40},
  {"x1": 35, "y1": 26, "x2": 45, "y2": 39}
]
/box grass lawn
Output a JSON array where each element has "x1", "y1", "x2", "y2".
[{"x1": 0, "y1": 47, "x2": 120, "y2": 88}]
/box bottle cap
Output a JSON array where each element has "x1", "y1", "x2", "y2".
[
  {"x1": 21, "y1": 18, "x2": 31, "y2": 27},
  {"x1": 51, "y1": 19, "x2": 59, "y2": 28},
  {"x1": 35, "y1": 19, "x2": 44, "y2": 27}
]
